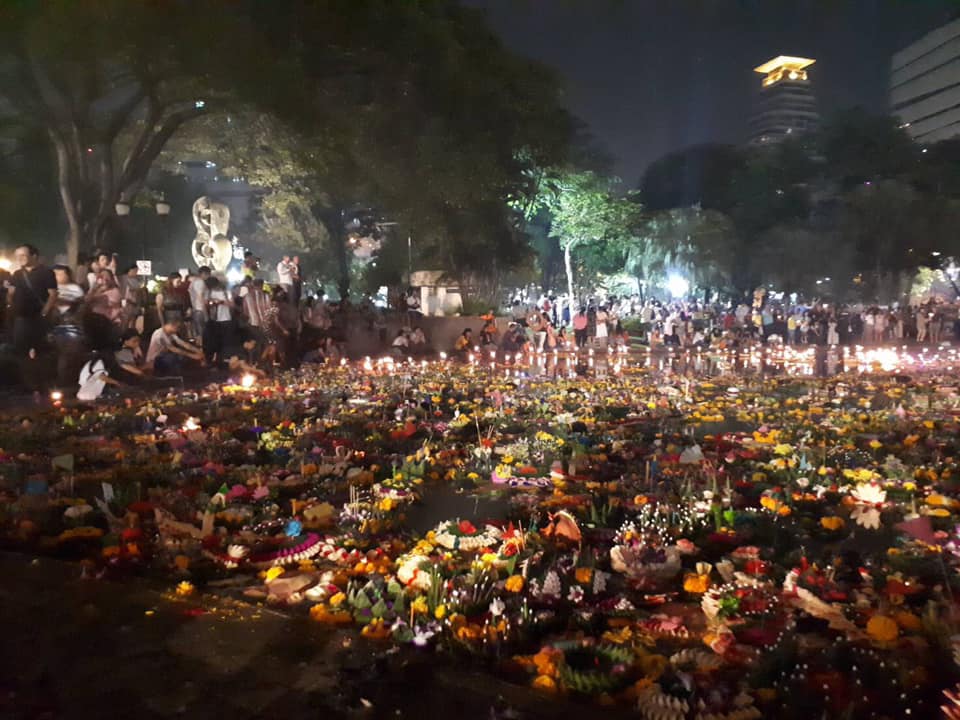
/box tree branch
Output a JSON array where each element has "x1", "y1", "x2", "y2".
[{"x1": 118, "y1": 103, "x2": 207, "y2": 194}]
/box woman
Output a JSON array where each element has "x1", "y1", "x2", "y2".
[
  {"x1": 264, "y1": 288, "x2": 297, "y2": 367},
  {"x1": 594, "y1": 305, "x2": 609, "y2": 346},
  {"x1": 85, "y1": 268, "x2": 122, "y2": 350},
  {"x1": 155, "y1": 272, "x2": 189, "y2": 326}
]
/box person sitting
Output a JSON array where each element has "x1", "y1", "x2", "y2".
[
  {"x1": 478, "y1": 323, "x2": 497, "y2": 349},
  {"x1": 409, "y1": 326, "x2": 428, "y2": 355},
  {"x1": 390, "y1": 329, "x2": 410, "y2": 358},
  {"x1": 113, "y1": 329, "x2": 146, "y2": 382},
  {"x1": 77, "y1": 352, "x2": 123, "y2": 402},
  {"x1": 500, "y1": 323, "x2": 527, "y2": 354},
  {"x1": 453, "y1": 328, "x2": 473, "y2": 358},
  {"x1": 145, "y1": 318, "x2": 204, "y2": 375}
]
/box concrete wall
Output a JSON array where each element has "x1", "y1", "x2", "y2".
[{"x1": 345, "y1": 315, "x2": 510, "y2": 358}]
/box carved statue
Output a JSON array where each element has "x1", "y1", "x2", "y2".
[{"x1": 191, "y1": 196, "x2": 235, "y2": 272}]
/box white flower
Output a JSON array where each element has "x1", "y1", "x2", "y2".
[
  {"x1": 796, "y1": 476, "x2": 809, "y2": 488},
  {"x1": 542, "y1": 571, "x2": 561, "y2": 598},
  {"x1": 851, "y1": 483, "x2": 886, "y2": 505},
  {"x1": 227, "y1": 544, "x2": 249, "y2": 559},
  {"x1": 488, "y1": 598, "x2": 505, "y2": 617},
  {"x1": 851, "y1": 505, "x2": 882, "y2": 530},
  {"x1": 592, "y1": 570, "x2": 609, "y2": 595},
  {"x1": 567, "y1": 585, "x2": 584, "y2": 603}
]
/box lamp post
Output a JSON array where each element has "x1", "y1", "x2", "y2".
[{"x1": 114, "y1": 196, "x2": 171, "y2": 264}]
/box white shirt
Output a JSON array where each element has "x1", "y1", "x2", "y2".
[
  {"x1": 77, "y1": 359, "x2": 108, "y2": 401},
  {"x1": 189, "y1": 277, "x2": 208, "y2": 312},
  {"x1": 57, "y1": 282, "x2": 84, "y2": 317},
  {"x1": 146, "y1": 328, "x2": 176, "y2": 367},
  {"x1": 209, "y1": 288, "x2": 232, "y2": 322},
  {"x1": 277, "y1": 260, "x2": 294, "y2": 285}
]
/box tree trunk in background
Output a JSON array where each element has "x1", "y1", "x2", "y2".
[{"x1": 563, "y1": 242, "x2": 575, "y2": 309}]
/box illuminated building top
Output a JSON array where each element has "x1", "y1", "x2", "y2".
[{"x1": 754, "y1": 56, "x2": 815, "y2": 87}]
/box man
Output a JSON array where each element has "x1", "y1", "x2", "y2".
[
  {"x1": 240, "y1": 277, "x2": 270, "y2": 342},
  {"x1": 8, "y1": 244, "x2": 58, "y2": 357},
  {"x1": 276, "y1": 255, "x2": 295, "y2": 298},
  {"x1": 146, "y1": 318, "x2": 204, "y2": 375},
  {"x1": 291, "y1": 255, "x2": 303, "y2": 305},
  {"x1": 189, "y1": 266, "x2": 212, "y2": 339}
]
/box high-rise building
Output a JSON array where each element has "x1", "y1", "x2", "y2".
[
  {"x1": 891, "y1": 18, "x2": 960, "y2": 144},
  {"x1": 748, "y1": 56, "x2": 819, "y2": 145}
]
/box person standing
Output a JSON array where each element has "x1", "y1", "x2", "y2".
[
  {"x1": 203, "y1": 276, "x2": 234, "y2": 366},
  {"x1": 118, "y1": 265, "x2": 143, "y2": 331},
  {"x1": 291, "y1": 255, "x2": 303, "y2": 305},
  {"x1": 8, "y1": 244, "x2": 57, "y2": 357},
  {"x1": 189, "y1": 266, "x2": 212, "y2": 340},
  {"x1": 572, "y1": 307, "x2": 588, "y2": 349},
  {"x1": 594, "y1": 305, "x2": 609, "y2": 346},
  {"x1": 276, "y1": 255, "x2": 295, "y2": 298}
]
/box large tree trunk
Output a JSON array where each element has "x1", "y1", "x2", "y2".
[{"x1": 563, "y1": 243, "x2": 575, "y2": 309}]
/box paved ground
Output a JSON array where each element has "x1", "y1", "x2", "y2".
[{"x1": 0, "y1": 553, "x2": 631, "y2": 720}]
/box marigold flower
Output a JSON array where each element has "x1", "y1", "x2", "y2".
[
  {"x1": 866, "y1": 614, "x2": 899, "y2": 644},
  {"x1": 574, "y1": 567, "x2": 593, "y2": 584},
  {"x1": 505, "y1": 575, "x2": 524, "y2": 593}
]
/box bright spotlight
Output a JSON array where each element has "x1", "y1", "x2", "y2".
[
  {"x1": 666, "y1": 274, "x2": 689, "y2": 298},
  {"x1": 240, "y1": 373, "x2": 256, "y2": 388}
]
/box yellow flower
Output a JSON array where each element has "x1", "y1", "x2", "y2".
[
  {"x1": 329, "y1": 592, "x2": 346, "y2": 607},
  {"x1": 575, "y1": 567, "x2": 593, "y2": 584},
  {"x1": 378, "y1": 497, "x2": 395, "y2": 512},
  {"x1": 820, "y1": 516, "x2": 845, "y2": 531},
  {"x1": 866, "y1": 614, "x2": 899, "y2": 644},
  {"x1": 869, "y1": 439, "x2": 883, "y2": 450},
  {"x1": 175, "y1": 581, "x2": 195, "y2": 597},
  {"x1": 480, "y1": 552, "x2": 499, "y2": 566},
  {"x1": 505, "y1": 575, "x2": 524, "y2": 593},
  {"x1": 264, "y1": 566, "x2": 284, "y2": 583},
  {"x1": 773, "y1": 443, "x2": 793, "y2": 456},
  {"x1": 434, "y1": 604, "x2": 447, "y2": 620},
  {"x1": 683, "y1": 573, "x2": 710, "y2": 594},
  {"x1": 410, "y1": 596, "x2": 428, "y2": 615}
]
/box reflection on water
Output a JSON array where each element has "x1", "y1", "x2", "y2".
[{"x1": 492, "y1": 345, "x2": 846, "y2": 380}]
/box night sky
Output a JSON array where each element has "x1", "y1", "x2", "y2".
[{"x1": 466, "y1": 0, "x2": 960, "y2": 184}]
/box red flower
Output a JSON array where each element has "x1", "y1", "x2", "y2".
[
  {"x1": 744, "y1": 559, "x2": 770, "y2": 576},
  {"x1": 458, "y1": 520, "x2": 477, "y2": 535}
]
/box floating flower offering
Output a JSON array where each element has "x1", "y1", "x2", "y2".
[{"x1": 5, "y1": 350, "x2": 960, "y2": 715}]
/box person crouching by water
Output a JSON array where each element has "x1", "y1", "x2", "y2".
[
  {"x1": 453, "y1": 328, "x2": 472, "y2": 360},
  {"x1": 146, "y1": 318, "x2": 204, "y2": 376}
]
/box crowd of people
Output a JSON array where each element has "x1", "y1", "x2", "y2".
[
  {"x1": 498, "y1": 291, "x2": 960, "y2": 352},
  {"x1": 0, "y1": 245, "x2": 354, "y2": 399},
  {"x1": 4, "y1": 245, "x2": 960, "y2": 400}
]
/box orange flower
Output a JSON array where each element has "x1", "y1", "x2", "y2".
[
  {"x1": 866, "y1": 614, "x2": 899, "y2": 644},
  {"x1": 683, "y1": 573, "x2": 710, "y2": 594},
  {"x1": 505, "y1": 575, "x2": 524, "y2": 593},
  {"x1": 532, "y1": 675, "x2": 557, "y2": 692},
  {"x1": 575, "y1": 567, "x2": 593, "y2": 584},
  {"x1": 820, "y1": 516, "x2": 844, "y2": 531}
]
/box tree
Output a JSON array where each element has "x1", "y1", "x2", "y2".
[
  {"x1": 529, "y1": 171, "x2": 643, "y2": 303},
  {"x1": 0, "y1": 1, "x2": 293, "y2": 266}
]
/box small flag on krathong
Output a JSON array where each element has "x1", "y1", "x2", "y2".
[{"x1": 895, "y1": 515, "x2": 936, "y2": 545}]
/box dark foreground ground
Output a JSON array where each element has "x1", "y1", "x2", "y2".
[{"x1": 0, "y1": 553, "x2": 631, "y2": 720}]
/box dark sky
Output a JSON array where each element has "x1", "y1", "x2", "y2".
[{"x1": 465, "y1": 0, "x2": 960, "y2": 184}]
